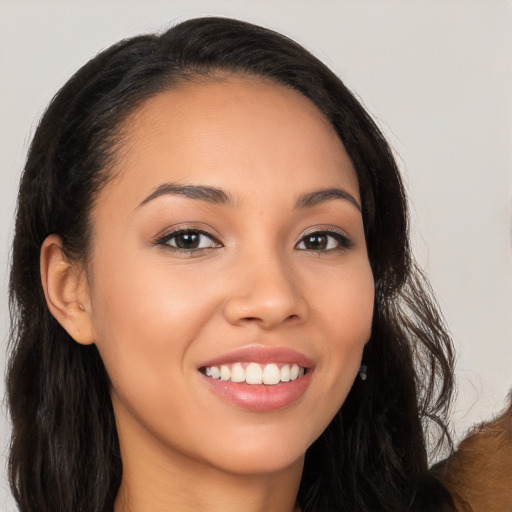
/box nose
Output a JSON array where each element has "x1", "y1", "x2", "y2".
[{"x1": 222, "y1": 251, "x2": 308, "y2": 329}]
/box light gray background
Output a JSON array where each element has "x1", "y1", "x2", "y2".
[{"x1": 1, "y1": 1, "x2": 510, "y2": 510}]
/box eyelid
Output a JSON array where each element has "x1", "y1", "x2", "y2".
[
  {"x1": 152, "y1": 223, "x2": 221, "y2": 242},
  {"x1": 299, "y1": 225, "x2": 350, "y2": 238}
]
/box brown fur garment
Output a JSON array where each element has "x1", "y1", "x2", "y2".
[{"x1": 431, "y1": 400, "x2": 512, "y2": 512}]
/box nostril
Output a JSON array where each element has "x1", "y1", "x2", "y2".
[{"x1": 241, "y1": 313, "x2": 299, "y2": 324}]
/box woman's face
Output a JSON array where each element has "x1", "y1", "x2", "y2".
[{"x1": 85, "y1": 77, "x2": 374, "y2": 476}]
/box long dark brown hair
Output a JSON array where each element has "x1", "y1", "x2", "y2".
[{"x1": 8, "y1": 17, "x2": 454, "y2": 512}]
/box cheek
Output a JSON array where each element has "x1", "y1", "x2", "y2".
[
  {"x1": 87, "y1": 255, "x2": 228, "y2": 454},
  {"x1": 87, "y1": 250, "x2": 221, "y2": 400},
  {"x1": 334, "y1": 272, "x2": 374, "y2": 346},
  {"x1": 332, "y1": 261, "x2": 374, "y2": 365},
  {"x1": 311, "y1": 257, "x2": 374, "y2": 348},
  {"x1": 301, "y1": 258, "x2": 374, "y2": 426},
  {"x1": 91, "y1": 243, "x2": 218, "y2": 333}
]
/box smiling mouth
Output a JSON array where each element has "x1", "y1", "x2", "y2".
[{"x1": 201, "y1": 362, "x2": 306, "y2": 385}]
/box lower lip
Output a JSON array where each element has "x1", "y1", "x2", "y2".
[{"x1": 202, "y1": 372, "x2": 312, "y2": 411}]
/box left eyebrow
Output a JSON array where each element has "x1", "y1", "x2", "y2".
[{"x1": 295, "y1": 188, "x2": 361, "y2": 211}]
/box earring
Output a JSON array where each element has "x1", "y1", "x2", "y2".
[{"x1": 358, "y1": 364, "x2": 367, "y2": 381}]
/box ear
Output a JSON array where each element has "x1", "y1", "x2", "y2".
[{"x1": 40, "y1": 234, "x2": 95, "y2": 345}]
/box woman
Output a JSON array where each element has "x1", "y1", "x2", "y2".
[{"x1": 7, "y1": 17, "x2": 455, "y2": 512}]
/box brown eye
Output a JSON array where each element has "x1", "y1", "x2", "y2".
[
  {"x1": 296, "y1": 231, "x2": 352, "y2": 252},
  {"x1": 174, "y1": 231, "x2": 201, "y2": 249},
  {"x1": 303, "y1": 234, "x2": 329, "y2": 251}
]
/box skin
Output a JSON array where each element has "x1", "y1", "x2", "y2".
[{"x1": 41, "y1": 77, "x2": 375, "y2": 512}]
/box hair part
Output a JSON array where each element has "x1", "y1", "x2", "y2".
[{"x1": 8, "y1": 17, "x2": 454, "y2": 512}]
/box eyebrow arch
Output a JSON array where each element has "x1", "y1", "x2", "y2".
[
  {"x1": 138, "y1": 183, "x2": 233, "y2": 208},
  {"x1": 295, "y1": 187, "x2": 361, "y2": 211}
]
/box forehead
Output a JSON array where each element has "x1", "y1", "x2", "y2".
[{"x1": 100, "y1": 77, "x2": 359, "y2": 208}]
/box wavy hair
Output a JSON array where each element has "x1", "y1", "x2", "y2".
[{"x1": 7, "y1": 17, "x2": 454, "y2": 512}]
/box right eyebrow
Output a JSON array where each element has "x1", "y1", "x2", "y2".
[{"x1": 137, "y1": 183, "x2": 234, "y2": 209}]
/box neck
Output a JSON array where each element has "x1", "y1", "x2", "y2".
[
  {"x1": 114, "y1": 418, "x2": 303, "y2": 512},
  {"x1": 115, "y1": 455, "x2": 302, "y2": 512}
]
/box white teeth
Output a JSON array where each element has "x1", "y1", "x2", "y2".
[
  {"x1": 245, "y1": 363, "x2": 263, "y2": 384},
  {"x1": 203, "y1": 362, "x2": 307, "y2": 385},
  {"x1": 220, "y1": 365, "x2": 230, "y2": 381},
  {"x1": 230, "y1": 363, "x2": 245, "y2": 382},
  {"x1": 262, "y1": 363, "x2": 281, "y2": 385},
  {"x1": 280, "y1": 364, "x2": 291, "y2": 382}
]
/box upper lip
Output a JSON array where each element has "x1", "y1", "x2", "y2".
[{"x1": 198, "y1": 346, "x2": 314, "y2": 369}]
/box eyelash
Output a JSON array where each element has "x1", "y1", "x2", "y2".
[{"x1": 154, "y1": 227, "x2": 352, "y2": 255}]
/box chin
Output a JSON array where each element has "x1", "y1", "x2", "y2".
[
  {"x1": 210, "y1": 449, "x2": 305, "y2": 477},
  {"x1": 194, "y1": 422, "x2": 319, "y2": 477}
]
